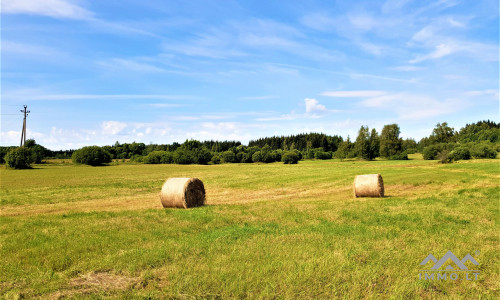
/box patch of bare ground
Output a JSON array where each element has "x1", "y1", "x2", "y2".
[{"x1": 48, "y1": 271, "x2": 140, "y2": 299}]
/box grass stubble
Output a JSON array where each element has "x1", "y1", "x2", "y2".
[{"x1": 0, "y1": 155, "x2": 498, "y2": 298}]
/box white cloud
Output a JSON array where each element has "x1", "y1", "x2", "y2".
[
  {"x1": 2, "y1": 41, "x2": 63, "y2": 57},
  {"x1": 447, "y1": 17, "x2": 466, "y2": 28},
  {"x1": 147, "y1": 103, "x2": 183, "y2": 108},
  {"x1": 465, "y1": 89, "x2": 499, "y2": 97},
  {"x1": 348, "y1": 14, "x2": 377, "y2": 31},
  {"x1": 359, "y1": 93, "x2": 467, "y2": 120},
  {"x1": 238, "y1": 95, "x2": 278, "y2": 101},
  {"x1": 101, "y1": 121, "x2": 127, "y2": 135},
  {"x1": 2, "y1": 0, "x2": 92, "y2": 20},
  {"x1": 98, "y1": 58, "x2": 165, "y2": 73},
  {"x1": 321, "y1": 90, "x2": 387, "y2": 98},
  {"x1": 391, "y1": 65, "x2": 424, "y2": 71},
  {"x1": 410, "y1": 43, "x2": 455, "y2": 63},
  {"x1": 305, "y1": 98, "x2": 326, "y2": 113},
  {"x1": 3, "y1": 93, "x2": 197, "y2": 101}
]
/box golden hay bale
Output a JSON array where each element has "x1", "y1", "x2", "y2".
[
  {"x1": 160, "y1": 178, "x2": 205, "y2": 208},
  {"x1": 353, "y1": 174, "x2": 384, "y2": 197}
]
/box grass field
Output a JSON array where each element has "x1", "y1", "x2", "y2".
[{"x1": 1, "y1": 156, "x2": 499, "y2": 299}]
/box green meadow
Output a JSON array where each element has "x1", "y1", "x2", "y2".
[{"x1": 0, "y1": 156, "x2": 498, "y2": 299}]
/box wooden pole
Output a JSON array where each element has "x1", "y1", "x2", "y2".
[{"x1": 20, "y1": 105, "x2": 30, "y2": 146}]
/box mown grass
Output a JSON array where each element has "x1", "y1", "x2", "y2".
[{"x1": 0, "y1": 157, "x2": 498, "y2": 299}]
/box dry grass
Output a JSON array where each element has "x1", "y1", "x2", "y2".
[{"x1": 0, "y1": 158, "x2": 498, "y2": 298}]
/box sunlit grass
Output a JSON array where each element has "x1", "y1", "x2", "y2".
[{"x1": 0, "y1": 158, "x2": 498, "y2": 298}]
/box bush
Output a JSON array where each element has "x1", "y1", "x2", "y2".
[
  {"x1": 470, "y1": 142, "x2": 497, "y2": 159},
  {"x1": 449, "y1": 146, "x2": 471, "y2": 161},
  {"x1": 252, "y1": 151, "x2": 262, "y2": 163},
  {"x1": 388, "y1": 151, "x2": 408, "y2": 160},
  {"x1": 72, "y1": 146, "x2": 112, "y2": 166},
  {"x1": 271, "y1": 150, "x2": 282, "y2": 162},
  {"x1": 5, "y1": 147, "x2": 34, "y2": 169},
  {"x1": 173, "y1": 149, "x2": 195, "y2": 164},
  {"x1": 143, "y1": 151, "x2": 173, "y2": 164},
  {"x1": 194, "y1": 147, "x2": 212, "y2": 165},
  {"x1": 437, "y1": 150, "x2": 452, "y2": 164},
  {"x1": 130, "y1": 154, "x2": 144, "y2": 163},
  {"x1": 241, "y1": 152, "x2": 253, "y2": 163},
  {"x1": 31, "y1": 144, "x2": 49, "y2": 164},
  {"x1": 0, "y1": 147, "x2": 16, "y2": 164},
  {"x1": 282, "y1": 151, "x2": 299, "y2": 164},
  {"x1": 221, "y1": 150, "x2": 236, "y2": 163},
  {"x1": 422, "y1": 143, "x2": 455, "y2": 160},
  {"x1": 314, "y1": 150, "x2": 332, "y2": 160},
  {"x1": 210, "y1": 153, "x2": 221, "y2": 164}
]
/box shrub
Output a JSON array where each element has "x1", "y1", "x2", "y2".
[
  {"x1": 194, "y1": 147, "x2": 212, "y2": 165},
  {"x1": 471, "y1": 142, "x2": 497, "y2": 158},
  {"x1": 173, "y1": 149, "x2": 195, "y2": 164},
  {"x1": 449, "y1": 146, "x2": 471, "y2": 161},
  {"x1": 221, "y1": 150, "x2": 236, "y2": 163},
  {"x1": 437, "y1": 150, "x2": 452, "y2": 164},
  {"x1": 282, "y1": 151, "x2": 299, "y2": 164},
  {"x1": 252, "y1": 151, "x2": 262, "y2": 163},
  {"x1": 5, "y1": 147, "x2": 34, "y2": 169},
  {"x1": 388, "y1": 151, "x2": 408, "y2": 160},
  {"x1": 271, "y1": 150, "x2": 282, "y2": 162},
  {"x1": 241, "y1": 152, "x2": 252, "y2": 163},
  {"x1": 422, "y1": 145, "x2": 439, "y2": 160},
  {"x1": 314, "y1": 150, "x2": 332, "y2": 160},
  {"x1": 31, "y1": 144, "x2": 48, "y2": 164},
  {"x1": 143, "y1": 151, "x2": 173, "y2": 164},
  {"x1": 210, "y1": 153, "x2": 221, "y2": 164},
  {"x1": 0, "y1": 147, "x2": 16, "y2": 164},
  {"x1": 130, "y1": 154, "x2": 144, "y2": 163},
  {"x1": 72, "y1": 146, "x2": 112, "y2": 166},
  {"x1": 422, "y1": 143, "x2": 455, "y2": 160}
]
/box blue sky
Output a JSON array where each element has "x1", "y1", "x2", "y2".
[{"x1": 1, "y1": 0, "x2": 498, "y2": 150}]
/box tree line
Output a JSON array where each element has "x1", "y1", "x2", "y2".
[{"x1": 1, "y1": 120, "x2": 498, "y2": 168}]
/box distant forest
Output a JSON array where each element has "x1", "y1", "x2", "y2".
[{"x1": 1, "y1": 120, "x2": 498, "y2": 166}]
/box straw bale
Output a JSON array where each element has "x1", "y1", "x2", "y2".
[
  {"x1": 160, "y1": 178, "x2": 205, "y2": 208},
  {"x1": 353, "y1": 174, "x2": 384, "y2": 197}
]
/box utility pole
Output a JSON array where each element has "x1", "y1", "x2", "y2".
[{"x1": 20, "y1": 105, "x2": 30, "y2": 147}]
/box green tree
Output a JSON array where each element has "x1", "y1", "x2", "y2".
[
  {"x1": 335, "y1": 137, "x2": 352, "y2": 161},
  {"x1": 5, "y1": 147, "x2": 34, "y2": 169},
  {"x1": 354, "y1": 126, "x2": 370, "y2": 160},
  {"x1": 380, "y1": 124, "x2": 403, "y2": 158},
  {"x1": 430, "y1": 122, "x2": 456, "y2": 144},
  {"x1": 369, "y1": 128, "x2": 380, "y2": 159},
  {"x1": 221, "y1": 150, "x2": 236, "y2": 163},
  {"x1": 282, "y1": 150, "x2": 299, "y2": 164},
  {"x1": 72, "y1": 146, "x2": 112, "y2": 166}
]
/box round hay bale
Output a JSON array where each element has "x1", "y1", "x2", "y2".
[
  {"x1": 160, "y1": 178, "x2": 205, "y2": 208},
  {"x1": 353, "y1": 174, "x2": 384, "y2": 197}
]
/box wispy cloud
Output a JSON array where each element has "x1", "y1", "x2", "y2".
[
  {"x1": 408, "y1": 19, "x2": 498, "y2": 63},
  {"x1": 2, "y1": 0, "x2": 93, "y2": 20},
  {"x1": 390, "y1": 65, "x2": 424, "y2": 71},
  {"x1": 464, "y1": 89, "x2": 499, "y2": 97},
  {"x1": 4, "y1": 93, "x2": 199, "y2": 101},
  {"x1": 97, "y1": 58, "x2": 165, "y2": 73},
  {"x1": 410, "y1": 43, "x2": 455, "y2": 63},
  {"x1": 238, "y1": 95, "x2": 278, "y2": 101},
  {"x1": 321, "y1": 90, "x2": 387, "y2": 98},
  {"x1": 360, "y1": 92, "x2": 467, "y2": 120},
  {"x1": 146, "y1": 103, "x2": 184, "y2": 108}
]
